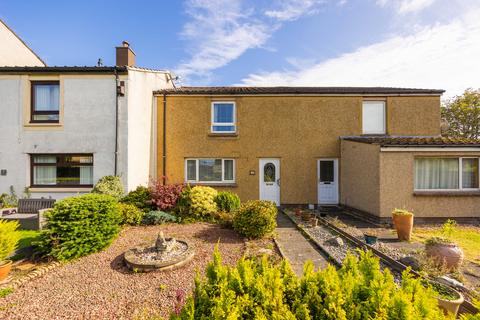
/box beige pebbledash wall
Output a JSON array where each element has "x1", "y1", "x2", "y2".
[
  {"x1": 340, "y1": 140, "x2": 381, "y2": 215},
  {"x1": 157, "y1": 94, "x2": 441, "y2": 205},
  {"x1": 341, "y1": 140, "x2": 480, "y2": 218},
  {"x1": 379, "y1": 150, "x2": 480, "y2": 218}
]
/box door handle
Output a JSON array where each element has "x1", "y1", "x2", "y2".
[{"x1": 276, "y1": 178, "x2": 281, "y2": 186}]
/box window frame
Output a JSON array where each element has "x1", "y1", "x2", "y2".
[
  {"x1": 30, "y1": 80, "x2": 60, "y2": 124},
  {"x1": 414, "y1": 157, "x2": 480, "y2": 191},
  {"x1": 211, "y1": 101, "x2": 236, "y2": 134},
  {"x1": 185, "y1": 158, "x2": 235, "y2": 184},
  {"x1": 30, "y1": 153, "x2": 94, "y2": 188},
  {"x1": 362, "y1": 100, "x2": 386, "y2": 135}
]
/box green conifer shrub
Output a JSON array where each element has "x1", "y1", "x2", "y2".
[
  {"x1": 171, "y1": 249, "x2": 450, "y2": 320},
  {"x1": 142, "y1": 210, "x2": 178, "y2": 225},
  {"x1": 36, "y1": 194, "x2": 121, "y2": 261},
  {"x1": 120, "y1": 186, "x2": 155, "y2": 212},
  {"x1": 214, "y1": 191, "x2": 240, "y2": 213},
  {"x1": 233, "y1": 200, "x2": 277, "y2": 238}
]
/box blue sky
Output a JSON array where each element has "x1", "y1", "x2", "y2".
[{"x1": 1, "y1": 0, "x2": 479, "y2": 96}]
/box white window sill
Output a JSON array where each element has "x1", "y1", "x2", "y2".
[
  {"x1": 413, "y1": 190, "x2": 480, "y2": 196},
  {"x1": 186, "y1": 182, "x2": 237, "y2": 187},
  {"x1": 29, "y1": 187, "x2": 92, "y2": 193}
]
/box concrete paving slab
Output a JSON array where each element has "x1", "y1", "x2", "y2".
[{"x1": 275, "y1": 212, "x2": 330, "y2": 276}]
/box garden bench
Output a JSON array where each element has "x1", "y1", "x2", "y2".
[{"x1": 0, "y1": 198, "x2": 55, "y2": 230}]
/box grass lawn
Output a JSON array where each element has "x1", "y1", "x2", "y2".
[{"x1": 412, "y1": 226, "x2": 480, "y2": 264}]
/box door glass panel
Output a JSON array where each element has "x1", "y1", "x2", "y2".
[
  {"x1": 320, "y1": 161, "x2": 334, "y2": 182},
  {"x1": 264, "y1": 163, "x2": 276, "y2": 182}
]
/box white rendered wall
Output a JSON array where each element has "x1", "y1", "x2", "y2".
[
  {"x1": 0, "y1": 75, "x2": 122, "y2": 199},
  {"x1": 125, "y1": 69, "x2": 173, "y2": 191},
  {"x1": 0, "y1": 20, "x2": 45, "y2": 67}
]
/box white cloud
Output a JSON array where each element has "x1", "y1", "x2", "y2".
[
  {"x1": 175, "y1": 0, "x2": 271, "y2": 82},
  {"x1": 239, "y1": 8, "x2": 480, "y2": 97},
  {"x1": 376, "y1": 0, "x2": 437, "y2": 14},
  {"x1": 176, "y1": 0, "x2": 329, "y2": 83},
  {"x1": 264, "y1": 0, "x2": 325, "y2": 21}
]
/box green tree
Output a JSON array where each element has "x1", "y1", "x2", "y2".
[{"x1": 441, "y1": 88, "x2": 480, "y2": 139}]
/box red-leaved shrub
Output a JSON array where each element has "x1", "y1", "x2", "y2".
[{"x1": 150, "y1": 179, "x2": 185, "y2": 211}]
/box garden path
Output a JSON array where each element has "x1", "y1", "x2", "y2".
[{"x1": 275, "y1": 212, "x2": 330, "y2": 275}]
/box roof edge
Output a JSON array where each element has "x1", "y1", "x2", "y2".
[
  {"x1": 154, "y1": 86, "x2": 445, "y2": 96},
  {"x1": 0, "y1": 18, "x2": 46, "y2": 66}
]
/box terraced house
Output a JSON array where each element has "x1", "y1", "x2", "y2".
[
  {"x1": 155, "y1": 87, "x2": 480, "y2": 221},
  {"x1": 0, "y1": 20, "x2": 479, "y2": 222}
]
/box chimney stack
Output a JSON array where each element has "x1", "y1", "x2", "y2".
[{"x1": 116, "y1": 41, "x2": 135, "y2": 66}]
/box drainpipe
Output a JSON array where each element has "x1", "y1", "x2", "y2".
[
  {"x1": 114, "y1": 68, "x2": 119, "y2": 176},
  {"x1": 162, "y1": 93, "x2": 167, "y2": 185}
]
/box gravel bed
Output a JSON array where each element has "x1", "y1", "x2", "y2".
[
  {"x1": 284, "y1": 211, "x2": 356, "y2": 265},
  {"x1": 284, "y1": 210, "x2": 404, "y2": 281},
  {"x1": 0, "y1": 223, "x2": 245, "y2": 320}
]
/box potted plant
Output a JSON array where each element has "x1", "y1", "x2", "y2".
[
  {"x1": 392, "y1": 208, "x2": 414, "y2": 241},
  {"x1": 428, "y1": 281, "x2": 464, "y2": 317},
  {"x1": 425, "y1": 236, "x2": 464, "y2": 270},
  {"x1": 301, "y1": 211, "x2": 312, "y2": 222},
  {"x1": 364, "y1": 229, "x2": 378, "y2": 245},
  {"x1": 294, "y1": 208, "x2": 302, "y2": 217},
  {"x1": 0, "y1": 220, "x2": 20, "y2": 281}
]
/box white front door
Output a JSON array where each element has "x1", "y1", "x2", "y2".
[
  {"x1": 317, "y1": 159, "x2": 339, "y2": 205},
  {"x1": 259, "y1": 158, "x2": 280, "y2": 205}
]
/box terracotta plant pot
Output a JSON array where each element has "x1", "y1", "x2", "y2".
[
  {"x1": 0, "y1": 260, "x2": 13, "y2": 281},
  {"x1": 436, "y1": 288, "x2": 464, "y2": 317},
  {"x1": 426, "y1": 242, "x2": 464, "y2": 270},
  {"x1": 392, "y1": 213, "x2": 413, "y2": 241}
]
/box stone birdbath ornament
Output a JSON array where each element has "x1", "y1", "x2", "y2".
[{"x1": 124, "y1": 231, "x2": 194, "y2": 272}]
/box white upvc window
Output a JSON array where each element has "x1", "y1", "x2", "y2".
[
  {"x1": 211, "y1": 102, "x2": 236, "y2": 133},
  {"x1": 414, "y1": 157, "x2": 479, "y2": 190},
  {"x1": 362, "y1": 101, "x2": 386, "y2": 134},
  {"x1": 185, "y1": 158, "x2": 235, "y2": 183}
]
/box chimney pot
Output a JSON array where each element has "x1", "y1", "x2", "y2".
[{"x1": 116, "y1": 41, "x2": 135, "y2": 66}]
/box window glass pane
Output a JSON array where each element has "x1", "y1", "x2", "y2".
[
  {"x1": 213, "y1": 103, "x2": 234, "y2": 123},
  {"x1": 362, "y1": 101, "x2": 385, "y2": 134},
  {"x1": 462, "y1": 158, "x2": 479, "y2": 188},
  {"x1": 199, "y1": 159, "x2": 222, "y2": 181},
  {"x1": 69, "y1": 155, "x2": 93, "y2": 164},
  {"x1": 187, "y1": 160, "x2": 196, "y2": 181},
  {"x1": 415, "y1": 158, "x2": 459, "y2": 189},
  {"x1": 33, "y1": 155, "x2": 56, "y2": 164},
  {"x1": 320, "y1": 161, "x2": 334, "y2": 182},
  {"x1": 79, "y1": 166, "x2": 93, "y2": 185},
  {"x1": 32, "y1": 154, "x2": 93, "y2": 186},
  {"x1": 224, "y1": 160, "x2": 234, "y2": 181},
  {"x1": 212, "y1": 125, "x2": 235, "y2": 132},
  {"x1": 32, "y1": 114, "x2": 60, "y2": 121},
  {"x1": 33, "y1": 166, "x2": 56, "y2": 185},
  {"x1": 34, "y1": 84, "x2": 59, "y2": 111},
  {"x1": 264, "y1": 163, "x2": 276, "y2": 182}
]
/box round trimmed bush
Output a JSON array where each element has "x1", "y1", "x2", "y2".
[
  {"x1": 92, "y1": 175, "x2": 124, "y2": 199},
  {"x1": 214, "y1": 191, "x2": 240, "y2": 213},
  {"x1": 118, "y1": 203, "x2": 144, "y2": 225},
  {"x1": 233, "y1": 200, "x2": 277, "y2": 238},
  {"x1": 36, "y1": 193, "x2": 122, "y2": 261},
  {"x1": 177, "y1": 186, "x2": 218, "y2": 220}
]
